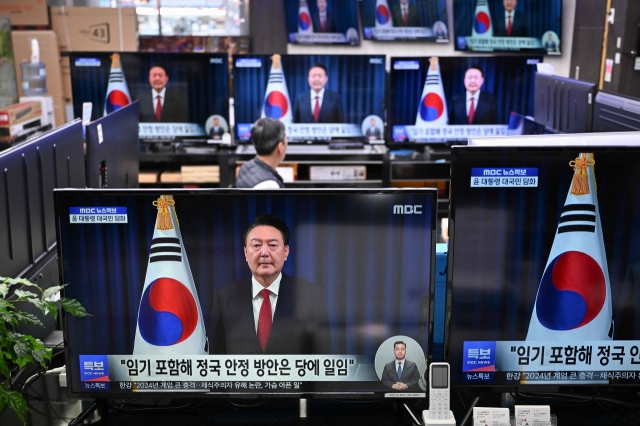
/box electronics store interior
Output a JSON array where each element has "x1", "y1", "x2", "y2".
[{"x1": 3, "y1": 0, "x2": 640, "y2": 425}]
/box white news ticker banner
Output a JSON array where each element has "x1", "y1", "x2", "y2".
[
  {"x1": 294, "y1": 33, "x2": 348, "y2": 43},
  {"x1": 465, "y1": 37, "x2": 543, "y2": 50},
  {"x1": 286, "y1": 124, "x2": 363, "y2": 140},
  {"x1": 371, "y1": 27, "x2": 433, "y2": 39},
  {"x1": 403, "y1": 125, "x2": 508, "y2": 141},
  {"x1": 495, "y1": 341, "x2": 640, "y2": 371},
  {"x1": 139, "y1": 123, "x2": 207, "y2": 138},
  {"x1": 108, "y1": 355, "x2": 368, "y2": 382}
]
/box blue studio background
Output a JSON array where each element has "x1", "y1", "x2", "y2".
[
  {"x1": 69, "y1": 52, "x2": 229, "y2": 124},
  {"x1": 59, "y1": 191, "x2": 435, "y2": 365},
  {"x1": 284, "y1": 0, "x2": 359, "y2": 41},
  {"x1": 447, "y1": 148, "x2": 640, "y2": 383},
  {"x1": 389, "y1": 56, "x2": 540, "y2": 128},
  {"x1": 360, "y1": 0, "x2": 448, "y2": 33},
  {"x1": 453, "y1": 0, "x2": 562, "y2": 41},
  {"x1": 233, "y1": 54, "x2": 387, "y2": 125}
]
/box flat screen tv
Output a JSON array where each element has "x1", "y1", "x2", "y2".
[
  {"x1": 359, "y1": 0, "x2": 449, "y2": 42},
  {"x1": 388, "y1": 55, "x2": 540, "y2": 144},
  {"x1": 453, "y1": 0, "x2": 562, "y2": 54},
  {"x1": 447, "y1": 145, "x2": 640, "y2": 390},
  {"x1": 56, "y1": 188, "x2": 437, "y2": 397},
  {"x1": 233, "y1": 54, "x2": 386, "y2": 143},
  {"x1": 69, "y1": 52, "x2": 229, "y2": 142},
  {"x1": 284, "y1": 0, "x2": 360, "y2": 45}
]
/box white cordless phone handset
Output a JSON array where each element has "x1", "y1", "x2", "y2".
[{"x1": 428, "y1": 362, "x2": 450, "y2": 420}]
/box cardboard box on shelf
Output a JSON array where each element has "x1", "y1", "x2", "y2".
[
  {"x1": 0, "y1": 0, "x2": 48, "y2": 27},
  {"x1": 50, "y1": 7, "x2": 137, "y2": 52}
]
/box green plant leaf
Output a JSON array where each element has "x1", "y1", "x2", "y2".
[
  {"x1": 13, "y1": 341, "x2": 29, "y2": 358},
  {"x1": 0, "y1": 386, "x2": 29, "y2": 423},
  {"x1": 0, "y1": 276, "x2": 40, "y2": 289},
  {"x1": 12, "y1": 311, "x2": 43, "y2": 327},
  {"x1": 27, "y1": 299, "x2": 58, "y2": 319},
  {"x1": 0, "y1": 356, "x2": 10, "y2": 378},
  {"x1": 42, "y1": 285, "x2": 65, "y2": 301},
  {"x1": 0, "y1": 311, "x2": 16, "y2": 326},
  {"x1": 61, "y1": 299, "x2": 91, "y2": 318},
  {"x1": 32, "y1": 349, "x2": 47, "y2": 364},
  {"x1": 13, "y1": 289, "x2": 38, "y2": 301},
  {"x1": 0, "y1": 283, "x2": 8, "y2": 298}
]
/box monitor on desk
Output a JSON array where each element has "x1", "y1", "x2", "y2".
[
  {"x1": 233, "y1": 54, "x2": 386, "y2": 144},
  {"x1": 69, "y1": 52, "x2": 229, "y2": 143},
  {"x1": 446, "y1": 145, "x2": 640, "y2": 390},
  {"x1": 388, "y1": 55, "x2": 540, "y2": 145},
  {"x1": 56, "y1": 188, "x2": 437, "y2": 398}
]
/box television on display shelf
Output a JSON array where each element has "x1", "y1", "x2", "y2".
[
  {"x1": 359, "y1": 0, "x2": 449, "y2": 42},
  {"x1": 233, "y1": 54, "x2": 386, "y2": 143},
  {"x1": 446, "y1": 145, "x2": 640, "y2": 390},
  {"x1": 56, "y1": 188, "x2": 437, "y2": 398},
  {"x1": 69, "y1": 52, "x2": 229, "y2": 142},
  {"x1": 453, "y1": 0, "x2": 562, "y2": 54},
  {"x1": 284, "y1": 0, "x2": 361, "y2": 45},
  {"x1": 388, "y1": 55, "x2": 541, "y2": 144}
]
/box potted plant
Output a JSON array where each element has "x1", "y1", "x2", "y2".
[{"x1": 0, "y1": 276, "x2": 90, "y2": 424}]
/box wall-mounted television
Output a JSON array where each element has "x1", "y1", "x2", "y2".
[
  {"x1": 70, "y1": 52, "x2": 229, "y2": 142},
  {"x1": 233, "y1": 54, "x2": 386, "y2": 143},
  {"x1": 284, "y1": 0, "x2": 360, "y2": 45},
  {"x1": 453, "y1": 0, "x2": 562, "y2": 54},
  {"x1": 57, "y1": 189, "x2": 437, "y2": 398},
  {"x1": 360, "y1": 0, "x2": 449, "y2": 42}
]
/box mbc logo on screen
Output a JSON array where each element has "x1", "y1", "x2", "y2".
[{"x1": 393, "y1": 205, "x2": 423, "y2": 215}]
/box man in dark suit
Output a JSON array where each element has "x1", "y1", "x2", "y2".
[
  {"x1": 494, "y1": 0, "x2": 528, "y2": 37},
  {"x1": 381, "y1": 341, "x2": 421, "y2": 390},
  {"x1": 209, "y1": 214, "x2": 331, "y2": 355},
  {"x1": 138, "y1": 64, "x2": 189, "y2": 123},
  {"x1": 293, "y1": 63, "x2": 344, "y2": 124},
  {"x1": 312, "y1": 0, "x2": 336, "y2": 33},
  {"x1": 365, "y1": 118, "x2": 382, "y2": 140},
  {"x1": 448, "y1": 65, "x2": 498, "y2": 125},
  {"x1": 392, "y1": 0, "x2": 421, "y2": 27},
  {"x1": 544, "y1": 33, "x2": 558, "y2": 52},
  {"x1": 209, "y1": 117, "x2": 225, "y2": 139}
]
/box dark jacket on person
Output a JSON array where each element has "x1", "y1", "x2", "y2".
[{"x1": 235, "y1": 157, "x2": 284, "y2": 188}]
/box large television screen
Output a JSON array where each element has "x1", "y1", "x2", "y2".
[
  {"x1": 388, "y1": 56, "x2": 540, "y2": 144},
  {"x1": 284, "y1": 0, "x2": 360, "y2": 45},
  {"x1": 70, "y1": 52, "x2": 229, "y2": 142},
  {"x1": 57, "y1": 189, "x2": 437, "y2": 397},
  {"x1": 453, "y1": 0, "x2": 562, "y2": 54},
  {"x1": 359, "y1": 0, "x2": 449, "y2": 42},
  {"x1": 233, "y1": 54, "x2": 387, "y2": 143},
  {"x1": 447, "y1": 145, "x2": 640, "y2": 389}
]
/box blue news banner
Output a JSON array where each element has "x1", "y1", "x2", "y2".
[
  {"x1": 470, "y1": 168, "x2": 538, "y2": 188},
  {"x1": 69, "y1": 207, "x2": 128, "y2": 224}
]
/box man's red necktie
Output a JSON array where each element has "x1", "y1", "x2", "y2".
[
  {"x1": 155, "y1": 95, "x2": 162, "y2": 122},
  {"x1": 507, "y1": 15, "x2": 512, "y2": 36},
  {"x1": 321, "y1": 16, "x2": 326, "y2": 32},
  {"x1": 313, "y1": 96, "x2": 320, "y2": 122},
  {"x1": 257, "y1": 289, "x2": 272, "y2": 351},
  {"x1": 468, "y1": 97, "x2": 475, "y2": 124},
  {"x1": 403, "y1": 8, "x2": 408, "y2": 26}
]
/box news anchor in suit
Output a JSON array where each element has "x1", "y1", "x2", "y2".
[
  {"x1": 293, "y1": 63, "x2": 344, "y2": 124},
  {"x1": 365, "y1": 118, "x2": 382, "y2": 140},
  {"x1": 138, "y1": 64, "x2": 189, "y2": 123},
  {"x1": 381, "y1": 341, "x2": 421, "y2": 390},
  {"x1": 312, "y1": 0, "x2": 336, "y2": 33},
  {"x1": 494, "y1": 0, "x2": 528, "y2": 37},
  {"x1": 392, "y1": 0, "x2": 421, "y2": 27},
  {"x1": 209, "y1": 214, "x2": 332, "y2": 355},
  {"x1": 209, "y1": 117, "x2": 225, "y2": 139},
  {"x1": 448, "y1": 65, "x2": 498, "y2": 125}
]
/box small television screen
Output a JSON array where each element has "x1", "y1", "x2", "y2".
[
  {"x1": 233, "y1": 54, "x2": 387, "y2": 143},
  {"x1": 453, "y1": 0, "x2": 562, "y2": 54},
  {"x1": 57, "y1": 189, "x2": 437, "y2": 397},
  {"x1": 388, "y1": 55, "x2": 541, "y2": 144},
  {"x1": 284, "y1": 0, "x2": 360, "y2": 45},
  {"x1": 447, "y1": 145, "x2": 640, "y2": 389},
  {"x1": 360, "y1": 0, "x2": 449, "y2": 42},
  {"x1": 69, "y1": 52, "x2": 229, "y2": 142}
]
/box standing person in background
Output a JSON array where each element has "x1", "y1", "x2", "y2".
[{"x1": 236, "y1": 118, "x2": 288, "y2": 188}]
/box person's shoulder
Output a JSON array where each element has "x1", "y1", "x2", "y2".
[
  {"x1": 480, "y1": 91, "x2": 497, "y2": 101},
  {"x1": 214, "y1": 278, "x2": 250, "y2": 296},
  {"x1": 405, "y1": 359, "x2": 418, "y2": 368},
  {"x1": 451, "y1": 92, "x2": 465, "y2": 102},
  {"x1": 282, "y1": 274, "x2": 322, "y2": 292}
]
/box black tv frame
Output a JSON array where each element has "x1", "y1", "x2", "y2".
[{"x1": 592, "y1": 90, "x2": 640, "y2": 132}]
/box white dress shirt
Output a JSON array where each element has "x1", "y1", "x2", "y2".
[
  {"x1": 466, "y1": 90, "x2": 481, "y2": 116},
  {"x1": 252, "y1": 272, "x2": 282, "y2": 331},
  {"x1": 310, "y1": 88, "x2": 325, "y2": 112},
  {"x1": 319, "y1": 11, "x2": 326, "y2": 28},
  {"x1": 505, "y1": 10, "x2": 515, "y2": 33},
  {"x1": 401, "y1": 4, "x2": 409, "y2": 20},
  {"x1": 152, "y1": 87, "x2": 166, "y2": 114}
]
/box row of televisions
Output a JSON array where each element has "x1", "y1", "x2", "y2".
[
  {"x1": 70, "y1": 51, "x2": 640, "y2": 147},
  {"x1": 282, "y1": 0, "x2": 562, "y2": 54},
  {"x1": 4, "y1": 116, "x2": 640, "y2": 399}
]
